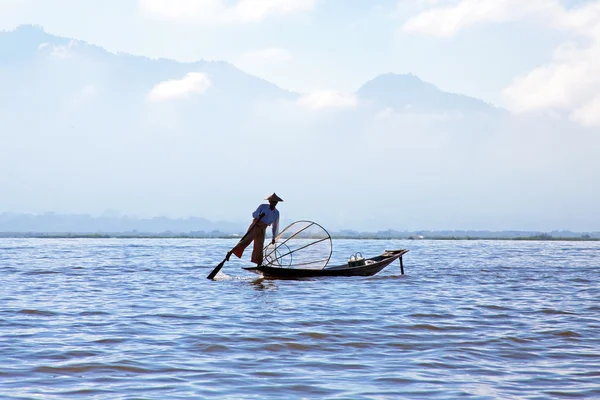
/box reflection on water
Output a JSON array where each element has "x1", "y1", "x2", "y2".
[
  {"x1": 248, "y1": 277, "x2": 279, "y2": 291},
  {"x1": 0, "y1": 238, "x2": 599, "y2": 399}
]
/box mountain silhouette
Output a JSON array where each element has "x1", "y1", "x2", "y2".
[
  {"x1": 357, "y1": 72, "x2": 501, "y2": 114},
  {"x1": 7, "y1": 25, "x2": 593, "y2": 233},
  {"x1": 1, "y1": 25, "x2": 500, "y2": 115}
]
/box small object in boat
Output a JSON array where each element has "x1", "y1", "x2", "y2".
[{"x1": 348, "y1": 252, "x2": 366, "y2": 267}]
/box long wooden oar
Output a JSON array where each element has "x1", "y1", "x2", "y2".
[{"x1": 207, "y1": 213, "x2": 264, "y2": 280}]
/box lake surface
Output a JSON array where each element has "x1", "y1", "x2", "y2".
[{"x1": 1, "y1": 238, "x2": 599, "y2": 399}]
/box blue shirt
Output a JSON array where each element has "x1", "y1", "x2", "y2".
[{"x1": 252, "y1": 204, "x2": 280, "y2": 238}]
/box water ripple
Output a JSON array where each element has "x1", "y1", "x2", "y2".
[{"x1": 0, "y1": 238, "x2": 598, "y2": 399}]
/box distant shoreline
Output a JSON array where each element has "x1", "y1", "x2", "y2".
[{"x1": 1, "y1": 233, "x2": 598, "y2": 241}]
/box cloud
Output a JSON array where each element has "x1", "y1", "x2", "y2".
[
  {"x1": 138, "y1": 0, "x2": 316, "y2": 23},
  {"x1": 403, "y1": 0, "x2": 600, "y2": 126},
  {"x1": 402, "y1": 0, "x2": 562, "y2": 37},
  {"x1": 503, "y1": 41, "x2": 600, "y2": 112},
  {"x1": 147, "y1": 72, "x2": 211, "y2": 102},
  {"x1": 503, "y1": 2, "x2": 600, "y2": 125},
  {"x1": 297, "y1": 91, "x2": 358, "y2": 111},
  {"x1": 571, "y1": 94, "x2": 600, "y2": 127},
  {"x1": 38, "y1": 40, "x2": 80, "y2": 58}
]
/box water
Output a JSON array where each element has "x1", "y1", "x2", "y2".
[{"x1": 1, "y1": 238, "x2": 599, "y2": 399}]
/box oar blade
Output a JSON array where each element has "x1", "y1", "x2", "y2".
[{"x1": 207, "y1": 259, "x2": 226, "y2": 280}]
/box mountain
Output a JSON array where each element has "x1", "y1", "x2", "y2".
[
  {"x1": 2, "y1": 25, "x2": 598, "y2": 232},
  {"x1": 0, "y1": 24, "x2": 295, "y2": 117},
  {"x1": 0, "y1": 24, "x2": 294, "y2": 95},
  {"x1": 0, "y1": 25, "x2": 501, "y2": 116},
  {"x1": 0, "y1": 212, "x2": 245, "y2": 235},
  {"x1": 357, "y1": 73, "x2": 502, "y2": 114},
  {"x1": 1, "y1": 211, "x2": 598, "y2": 239}
]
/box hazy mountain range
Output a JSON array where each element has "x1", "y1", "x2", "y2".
[
  {"x1": 1, "y1": 25, "x2": 599, "y2": 232},
  {"x1": 1, "y1": 24, "x2": 500, "y2": 114},
  {"x1": 1, "y1": 212, "x2": 598, "y2": 239}
]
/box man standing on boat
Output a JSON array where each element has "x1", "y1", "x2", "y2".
[{"x1": 226, "y1": 193, "x2": 283, "y2": 265}]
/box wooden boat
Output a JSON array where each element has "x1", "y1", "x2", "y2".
[{"x1": 243, "y1": 249, "x2": 409, "y2": 278}]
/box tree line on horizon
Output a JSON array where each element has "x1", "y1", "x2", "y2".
[{"x1": 0, "y1": 212, "x2": 598, "y2": 239}]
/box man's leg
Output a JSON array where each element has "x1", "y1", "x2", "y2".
[
  {"x1": 250, "y1": 227, "x2": 266, "y2": 265},
  {"x1": 229, "y1": 223, "x2": 257, "y2": 260}
]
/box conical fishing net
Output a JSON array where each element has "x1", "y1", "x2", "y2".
[{"x1": 262, "y1": 220, "x2": 332, "y2": 269}]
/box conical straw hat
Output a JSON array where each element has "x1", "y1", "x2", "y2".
[{"x1": 265, "y1": 193, "x2": 283, "y2": 202}]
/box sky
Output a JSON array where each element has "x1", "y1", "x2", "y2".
[
  {"x1": 1, "y1": 0, "x2": 599, "y2": 120},
  {"x1": 1, "y1": 0, "x2": 600, "y2": 232}
]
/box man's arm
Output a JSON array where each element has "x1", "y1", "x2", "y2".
[
  {"x1": 252, "y1": 204, "x2": 265, "y2": 219},
  {"x1": 271, "y1": 212, "x2": 279, "y2": 244}
]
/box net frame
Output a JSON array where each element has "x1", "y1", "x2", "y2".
[{"x1": 262, "y1": 220, "x2": 333, "y2": 270}]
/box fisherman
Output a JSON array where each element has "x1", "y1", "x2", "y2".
[{"x1": 226, "y1": 193, "x2": 283, "y2": 265}]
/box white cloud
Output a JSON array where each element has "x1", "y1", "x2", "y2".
[
  {"x1": 402, "y1": 0, "x2": 562, "y2": 37},
  {"x1": 403, "y1": 0, "x2": 600, "y2": 126},
  {"x1": 571, "y1": 94, "x2": 600, "y2": 127},
  {"x1": 147, "y1": 72, "x2": 211, "y2": 102},
  {"x1": 297, "y1": 91, "x2": 358, "y2": 110},
  {"x1": 42, "y1": 40, "x2": 79, "y2": 58},
  {"x1": 561, "y1": 1, "x2": 600, "y2": 37},
  {"x1": 503, "y1": 2, "x2": 600, "y2": 125},
  {"x1": 138, "y1": 0, "x2": 221, "y2": 20},
  {"x1": 138, "y1": 0, "x2": 316, "y2": 23},
  {"x1": 504, "y1": 41, "x2": 600, "y2": 112}
]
